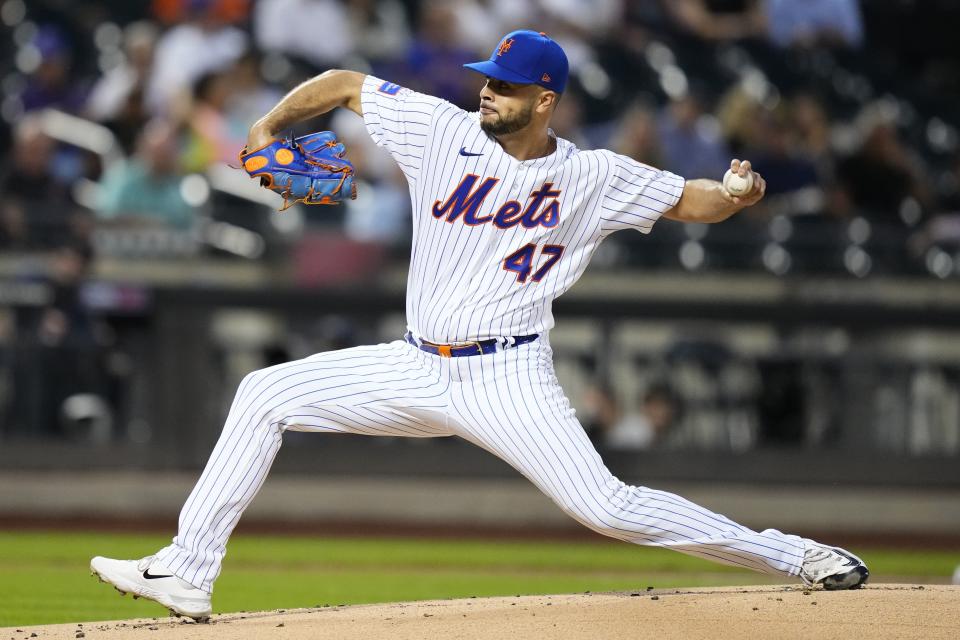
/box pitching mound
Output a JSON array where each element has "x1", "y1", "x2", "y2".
[{"x1": 5, "y1": 585, "x2": 958, "y2": 640}]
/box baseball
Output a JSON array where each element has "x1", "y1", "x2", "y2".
[{"x1": 723, "y1": 168, "x2": 754, "y2": 196}]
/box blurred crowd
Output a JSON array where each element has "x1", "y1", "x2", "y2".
[
  {"x1": 2, "y1": 0, "x2": 960, "y2": 443},
  {"x1": 0, "y1": 0, "x2": 958, "y2": 275}
]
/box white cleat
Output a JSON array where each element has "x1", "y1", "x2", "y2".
[
  {"x1": 799, "y1": 540, "x2": 870, "y2": 590},
  {"x1": 90, "y1": 555, "x2": 212, "y2": 621}
]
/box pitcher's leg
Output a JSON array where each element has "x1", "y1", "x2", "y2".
[
  {"x1": 449, "y1": 345, "x2": 804, "y2": 578},
  {"x1": 156, "y1": 341, "x2": 450, "y2": 592}
]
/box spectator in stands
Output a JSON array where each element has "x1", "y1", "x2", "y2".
[
  {"x1": 147, "y1": 0, "x2": 247, "y2": 115},
  {"x1": 763, "y1": 0, "x2": 864, "y2": 50},
  {"x1": 446, "y1": 0, "x2": 513, "y2": 57},
  {"x1": 662, "y1": 0, "x2": 862, "y2": 50},
  {"x1": 549, "y1": 86, "x2": 590, "y2": 150},
  {"x1": 720, "y1": 87, "x2": 825, "y2": 199},
  {"x1": 581, "y1": 382, "x2": 681, "y2": 450},
  {"x1": 393, "y1": 1, "x2": 480, "y2": 109},
  {"x1": 0, "y1": 115, "x2": 84, "y2": 248},
  {"x1": 835, "y1": 106, "x2": 934, "y2": 221},
  {"x1": 717, "y1": 84, "x2": 759, "y2": 156},
  {"x1": 741, "y1": 107, "x2": 819, "y2": 198},
  {"x1": 36, "y1": 241, "x2": 97, "y2": 349},
  {"x1": 789, "y1": 92, "x2": 832, "y2": 164},
  {"x1": 223, "y1": 53, "x2": 284, "y2": 146},
  {"x1": 347, "y1": 0, "x2": 412, "y2": 67},
  {"x1": 254, "y1": 0, "x2": 353, "y2": 69},
  {"x1": 610, "y1": 100, "x2": 665, "y2": 170},
  {"x1": 0, "y1": 201, "x2": 27, "y2": 249},
  {"x1": 657, "y1": 90, "x2": 730, "y2": 180},
  {"x1": 579, "y1": 383, "x2": 620, "y2": 445},
  {"x1": 85, "y1": 21, "x2": 159, "y2": 154},
  {"x1": 9, "y1": 240, "x2": 102, "y2": 438},
  {"x1": 661, "y1": 0, "x2": 765, "y2": 42},
  {"x1": 18, "y1": 25, "x2": 88, "y2": 114},
  {"x1": 539, "y1": 0, "x2": 622, "y2": 36},
  {"x1": 908, "y1": 152, "x2": 960, "y2": 260},
  {"x1": 604, "y1": 383, "x2": 680, "y2": 451},
  {"x1": 524, "y1": 0, "x2": 622, "y2": 76},
  {"x1": 96, "y1": 120, "x2": 196, "y2": 230},
  {"x1": 181, "y1": 71, "x2": 241, "y2": 172}
]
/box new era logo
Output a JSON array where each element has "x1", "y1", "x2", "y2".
[{"x1": 541, "y1": 73, "x2": 551, "y2": 83}]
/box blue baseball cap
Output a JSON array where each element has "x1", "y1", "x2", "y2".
[{"x1": 464, "y1": 30, "x2": 569, "y2": 94}]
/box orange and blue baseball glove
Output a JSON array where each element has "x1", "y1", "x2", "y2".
[{"x1": 239, "y1": 131, "x2": 357, "y2": 210}]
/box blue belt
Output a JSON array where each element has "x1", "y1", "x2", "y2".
[{"x1": 405, "y1": 331, "x2": 539, "y2": 357}]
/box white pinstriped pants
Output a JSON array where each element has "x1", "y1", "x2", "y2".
[{"x1": 156, "y1": 337, "x2": 804, "y2": 593}]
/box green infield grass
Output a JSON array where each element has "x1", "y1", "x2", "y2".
[{"x1": 0, "y1": 531, "x2": 956, "y2": 626}]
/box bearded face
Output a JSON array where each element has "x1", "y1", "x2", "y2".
[{"x1": 480, "y1": 99, "x2": 535, "y2": 136}]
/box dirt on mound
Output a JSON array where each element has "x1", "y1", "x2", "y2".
[{"x1": 5, "y1": 585, "x2": 958, "y2": 640}]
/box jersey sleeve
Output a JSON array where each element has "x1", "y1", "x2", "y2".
[
  {"x1": 597, "y1": 152, "x2": 686, "y2": 234},
  {"x1": 360, "y1": 75, "x2": 447, "y2": 182}
]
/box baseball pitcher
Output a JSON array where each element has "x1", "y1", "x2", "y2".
[{"x1": 92, "y1": 31, "x2": 868, "y2": 620}]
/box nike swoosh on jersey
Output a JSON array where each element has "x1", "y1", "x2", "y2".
[
  {"x1": 459, "y1": 147, "x2": 483, "y2": 157},
  {"x1": 143, "y1": 568, "x2": 174, "y2": 580}
]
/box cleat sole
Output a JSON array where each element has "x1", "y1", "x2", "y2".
[{"x1": 823, "y1": 565, "x2": 869, "y2": 590}]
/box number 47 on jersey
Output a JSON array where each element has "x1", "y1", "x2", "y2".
[{"x1": 503, "y1": 243, "x2": 565, "y2": 284}]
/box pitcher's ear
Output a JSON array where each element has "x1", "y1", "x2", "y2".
[{"x1": 538, "y1": 90, "x2": 559, "y2": 113}]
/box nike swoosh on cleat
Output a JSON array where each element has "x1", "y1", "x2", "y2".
[
  {"x1": 143, "y1": 569, "x2": 174, "y2": 580},
  {"x1": 459, "y1": 147, "x2": 483, "y2": 157}
]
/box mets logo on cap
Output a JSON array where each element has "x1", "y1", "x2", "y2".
[{"x1": 463, "y1": 30, "x2": 570, "y2": 94}]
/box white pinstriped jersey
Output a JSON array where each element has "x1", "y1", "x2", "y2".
[{"x1": 360, "y1": 75, "x2": 685, "y2": 343}]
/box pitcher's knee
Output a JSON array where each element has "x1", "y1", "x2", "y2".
[
  {"x1": 554, "y1": 485, "x2": 643, "y2": 541},
  {"x1": 581, "y1": 510, "x2": 633, "y2": 539},
  {"x1": 234, "y1": 359, "x2": 308, "y2": 409},
  {"x1": 553, "y1": 497, "x2": 628, "y2": 539},
  {"x1": 226, "y1": 367, "x2": 293, "y2": 433},
  {"x1": 237, "y1": 365, "x2": 277, "y2": 399}
]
